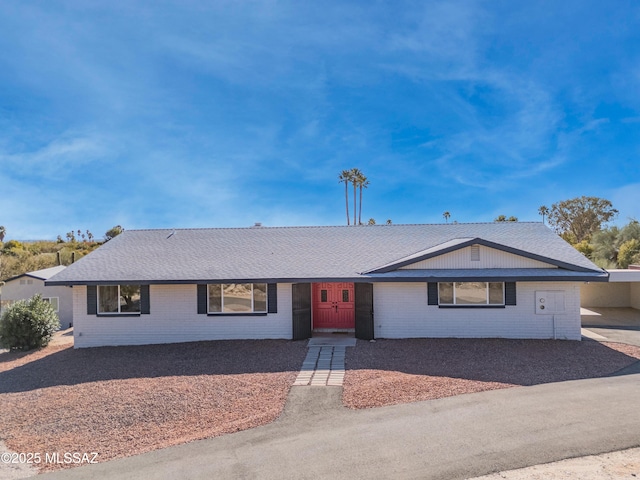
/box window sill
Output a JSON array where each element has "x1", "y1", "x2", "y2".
[
  {"x1": 97, "y1": 313, "x2": 142, "y2": 317},
  {"x1": 438, "y1": 305, "x2": 506, "y2": 309},
  {"x1": 206, "y1": 313, "x2": 268, "y2": 317}
]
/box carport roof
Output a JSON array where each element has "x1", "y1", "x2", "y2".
[
  {"x1": 606, "y1": 269, "x2": 640, "y2": 282},
  {"x1": 46, "y1": 222, "x2": 606, "y2": 285}
]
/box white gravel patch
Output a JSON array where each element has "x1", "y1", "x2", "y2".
[
  {"x1": 0, "y1": 441, "x2": 37, "y2": 479},
  {"x1": 470, "y1": 447, "x2": 640, "y2": 479}
]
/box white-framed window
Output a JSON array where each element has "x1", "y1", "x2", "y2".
[
  {"x1": 208, "y1": 283, "x2": 267, "y2": 314},
  {"x1": 98, "y1": 285, "x2": 141, "y2": 314},
  {"x1": 438, "y1": 282, "x2": 504, "y2": 305},
  {"x1": 42, "y1": 297, "x2": 59, "y2": 312}
]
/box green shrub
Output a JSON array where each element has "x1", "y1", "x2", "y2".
[
  {"x1": 0, "y1": 295, "x2": 60, "y2": 351},
  {"x1": 618, "y1": 239, "x2": 640, "y2": 269}
]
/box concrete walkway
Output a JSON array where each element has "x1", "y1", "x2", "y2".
[
  {"x1": 38, "y1": 372, "x2": 640, "y2": 480},
  {"x1": 294, "y1": 346, "x2": 346, "y2": 386},
  {"x1": 293, "y1": 335, "x2": 356, "y2": 386}
]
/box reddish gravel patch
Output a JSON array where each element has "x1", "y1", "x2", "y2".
[
  {"x1": 0, "y1": 340, "x2": 307, "y2": 472},
  {"x1": 343, "y1": 339, "x2": 640, "y2": 409}
]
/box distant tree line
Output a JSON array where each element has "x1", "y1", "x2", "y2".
[
  {"x1": 539, "y1": 196, "x2": 639, "y2": 269},
  {"x1": 0, "y1": 225, "x2": 124, "y2": 281}
]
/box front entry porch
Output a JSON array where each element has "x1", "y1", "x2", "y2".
[{"x1": 291, "y1": 282, "x2": 374, "y2": 341}]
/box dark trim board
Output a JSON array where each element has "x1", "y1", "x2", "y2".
[
  {"x1": 48, "y1": 273, "x2": 608, "y2": 287},
  {"x1": 438, "y1": 305, "x2": 506, "y2": 309}
]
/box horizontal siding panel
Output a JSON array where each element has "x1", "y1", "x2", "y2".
[{"x1": 400, "y1": 245, "x2": 557, "y2": 270}]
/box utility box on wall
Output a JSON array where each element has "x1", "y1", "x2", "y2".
[{"x1": 535, "y1": 291, "x2": 565, "y2": 315}]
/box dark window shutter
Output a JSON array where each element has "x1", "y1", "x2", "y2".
[
  {"x1": 355, "y1": 283, "x2": 374, "y2": 340},
  {"x1": 197, "y1": 284, "x2": 208, "y2": 314},
  {"x1": 505, "y1": 282, "x2": 516, "y2": 305},
  {"x1": 267, "y1": 283, "x2": 278, "y2": 313},
  {"x1": 427, "y1": 283, "x2": 438, "y2": 305},
  {"x1": 292, "y1": 283, "x2": 312, "y2": 340},
  {"x1": 87, "y1": 285, "x2": 97, "y2": 315},
  {"x1": 140, "y1": 285, "x2": 150, "y2": 314}
]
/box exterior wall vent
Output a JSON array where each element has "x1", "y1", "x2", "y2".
[{"x1": 471, "y1": 245, "x2": 480, "y2": 261}]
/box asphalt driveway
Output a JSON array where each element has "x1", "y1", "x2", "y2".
[
  {"x1": 581, "y1": 307, "x2": 640, "y2": 347},
  {"x1": 37, "y1": 372, "x2": 640, "y2": 480}
]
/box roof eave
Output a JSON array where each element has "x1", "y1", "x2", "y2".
[{"x1": 46, "y1": 272, "x2": 609, "y2": 286}]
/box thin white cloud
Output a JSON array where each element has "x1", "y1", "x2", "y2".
[{"x1": 0, "y1": 133, "x2": 109, "y2": 176}]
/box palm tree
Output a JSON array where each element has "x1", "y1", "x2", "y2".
[
  {"x1": 443, "y1": 212, "x2": 451, "y2": 223},
  {"x1": 357, "y1": 173, "x2": 369, "y2": 226},
  {"x1": 538, "y1": 205, "x2": 549, "y2": 224},
  {"x1": 349, "y1": 168, "x2": 363, "y2": 225},
  {"x1": 0, "y1": 225, "x2": 5, "y2": 242},
  {"x1": 338, "y1": 170, "x2": 352, "y2": 225}
]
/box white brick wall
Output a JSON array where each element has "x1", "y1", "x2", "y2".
[
  {"x1": 581, "y1": 282, "x2": 631, "y2": 307},
  {"x1": 72, "y1": 284, "x2": 293, "y2": 348},
  {"x1": 631, "y1": 283, "x2": 640, "y2": 310},
  {"x1": 373, "y1": 282, "x2": 581, "y2": 340},
  {"x1": 71, "y1": 281, "x2": 584, "y2": 347}
]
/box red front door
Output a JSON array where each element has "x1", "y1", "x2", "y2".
[{"x1": 312, "y1": 283, "x2": 355, "y2": 329}]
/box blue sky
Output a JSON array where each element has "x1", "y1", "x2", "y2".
[{"x1": 1, "y1": 1, "x2": 639, "y2": 240}]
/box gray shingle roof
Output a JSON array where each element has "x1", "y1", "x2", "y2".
[
  {"x1": 6, "y1": 265, "x2": 67, "y2": 283},
  {"x1": 46, "y1": 223, "x2": 605, "y2": 285}
]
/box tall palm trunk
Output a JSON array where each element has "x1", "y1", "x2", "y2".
[
  {"x1": 358, "y1": 176, "x2": 369, "y2": 226},
  {"x1": 358, "y1": 183, "x2": 363, "y2": 226},
  {"x1": 339, "y1": 170, "x2": 351, "y2": 225},
  {"x1": 350, "y1": 167, "x2": 362, "y2": 225},
  {"x1": 345, "y1": 180, "x2": 350, "y2": 225},
  {"x1": 353, "y1": 179, "x2": 357, "y2": 225}
]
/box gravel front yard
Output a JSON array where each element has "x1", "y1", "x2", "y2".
[
  {"x1": 343, "y1": 339, "x2": 640, "y2": 409},
  {"x1": 0, "y1": 340, "x2": 307, "y2": 472},
  {"x1": 3, "y1": 337, "x2": 640, "y2": 473}
]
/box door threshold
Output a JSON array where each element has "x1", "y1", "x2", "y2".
[
  {"x1": 313, "y1": 328, "x2": 355, "y2": 334},
  {"x1": 308, "y1": 335, "x2": 357, "y2": 347}
]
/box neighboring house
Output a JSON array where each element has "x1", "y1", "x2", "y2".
[
  {"x1": 46, "y1": 223, "x2": 608, "y2": 348},
  {"x1": 1, "y1": 265, "x2": 73, "y2": 329}
]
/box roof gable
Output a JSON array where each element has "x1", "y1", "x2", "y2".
[
  {"x1": 364, "y1": 238, "x2": 587, "y2": 274},
  {"x1": 398, "y1": 244, "x2": 556, "y2": 270},
  {"x1": 6, "y1": 265, "x2": 67, "y2": 283}
]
